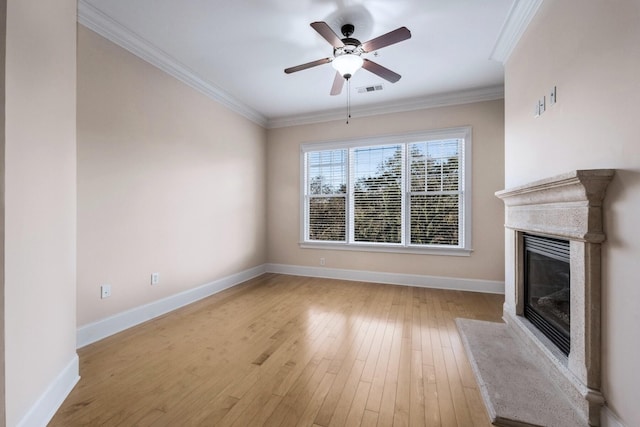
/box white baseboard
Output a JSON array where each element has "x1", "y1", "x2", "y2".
[
  {"x1": 265, "y1": 263, "x2": 505, "y2": 294},
  {"x1": 77, "y1": 265, "x2": 267, "y2": 348},
  {"x1": 17, "y1": 354, "x2": 80, "y2": 427},
  {"x1": 601, "y1": 406, "x2": 625, "y2": 427},
  {"x1": 77, "y1": 263, "x2": 503, "y2": 348}
]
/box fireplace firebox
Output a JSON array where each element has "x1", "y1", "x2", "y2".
[{"x1": 523, "y1": 233, "x2": 570, "y2": 355}]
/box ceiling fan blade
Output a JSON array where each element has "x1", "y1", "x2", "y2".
[
  {"x1": 284, "y1": 57, "x2": 331, "y2": 74},
  {"x1": 361, "y1": 27, "x2": 411, "y2": 52},
  {"x1": 330, "y1": 72, "x2": 345, "y2": 96},
  {"x1": 362, "y1": 59, "x2": 401, "y2": 83},
  {"x1": 310, "y1": 21, "x2": 345, "y2": 48}
]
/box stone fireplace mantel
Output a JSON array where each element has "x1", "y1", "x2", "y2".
[
  {"x1": 495, "y1": 169, "x2": 614, "y2": 243},
  {"x1": 457, "y1": 169, "x2": 614, "y2": 427}
]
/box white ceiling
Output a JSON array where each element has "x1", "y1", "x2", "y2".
[{"x1": 79, "y1": 0, "x2": 540, "y2": 127}]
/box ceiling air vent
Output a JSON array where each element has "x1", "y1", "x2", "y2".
[{"x1": 357, "y1": 84, "x2": 384, "y2": 94}]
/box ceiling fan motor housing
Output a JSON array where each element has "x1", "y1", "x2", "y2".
[
  {"x1": 339, "y1": 24, "x2": 361, "y2": 48},
  {"x1": 341, "y1": 24, "x2": 355, "y2": 37},
  {"x1": 334, "y1": 25, "x2": 363, "y2": 59}
]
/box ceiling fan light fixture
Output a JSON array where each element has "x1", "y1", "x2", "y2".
[{"x1": 332, "y1": 54, "x2": 363, "y2": 80}]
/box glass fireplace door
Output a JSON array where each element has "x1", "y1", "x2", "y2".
[{"x1": 523, "y1": 233, "x2": 571, "y2": 355}]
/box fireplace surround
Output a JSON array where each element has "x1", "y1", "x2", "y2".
[
  {"x1": 497, "y1": 169, "x2": 614, "y2": 425},
  {"x1": 458, "y1": 169, "x2": 614, "y2": 427}
]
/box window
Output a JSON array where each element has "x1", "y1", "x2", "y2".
[{"x1": 301, "y1": 127, "x2": 472, "y2": 255}]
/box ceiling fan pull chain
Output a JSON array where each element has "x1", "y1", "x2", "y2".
[{"x1": 346, "y1": 79, "x2": 351, "y2": 124}]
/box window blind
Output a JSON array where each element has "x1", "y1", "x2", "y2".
[
  {"x1": 301, "y1": 128, "x2": 470, "y2": 253},
  {"x1": 306, "y1": 149, "x2": 347, "y2": 241},
  {"x1": 409, "y1": 139, "x2": 462, "y2": 245},
  {"x1": 351, "y1": 145, "x2": 403, "y2": 244}
]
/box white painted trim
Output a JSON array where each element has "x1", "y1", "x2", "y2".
[
  {"x1": 299, "y1": 126, "x2": 473, "y2": 254},
  {"x1": 266, "y1": 263, "x2": 504, "y2": 294},
  {"x1": 77, "y1": 261, "x2": 503, "y2": 348},
  {"x1": 267, "y1": 85, "x2": 504, "y2": 128},
  {"x1": 490, "y1": 0, "x2": 543, "y2": 63},
  {"x1": 16, "y1": 355, "x2": 80, "y2": 427},
  {"x1": 601, "y1": 406, "x2": 626, "y2": 427},
  {"x1": 77, "y1": 0, "x2": 505, "y2": 130},
  {"x1": 299, "y1": 242, "x2": 472, "y2": 256},
  {"x1": 76, "y1": 0, "x2": 268, "y2": 127},
  {"x1": 77, "y1": 265, "x2": 267, "y2": 348}
]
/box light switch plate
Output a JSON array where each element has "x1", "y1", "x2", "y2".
[
  {"x1": 539, "y1": 96, "x2": 546, "y2": 114},
  {"x1": 549, "y1": 86, "x2": 557, "y2": 105}
]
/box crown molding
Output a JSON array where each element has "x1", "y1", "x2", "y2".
[
  {"x1": 266, "y1": 85, "x2": 504, "y2": 129},
  {"x1": 77, "y1": 0, "x2": 268, "y2": 127},
  {"x1": 78, "y1": 0, "x2": 507, "y2": 130},
  {"x1": 490, "y1": 0, "x2": 544, "y2": 64}
]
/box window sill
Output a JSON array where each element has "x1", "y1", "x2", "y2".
[{"x1": 299, "y1": 242, "x2": 473, "y2": 257}]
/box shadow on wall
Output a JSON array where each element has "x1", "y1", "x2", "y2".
[
  {"x1": 600, "y1": 167, "x2": 640, "y2": 425},
  {"x1": 603, "y1": 168, "x2": 639, "y2": 249}
]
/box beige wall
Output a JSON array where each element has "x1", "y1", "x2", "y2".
[
  {"x1": 4, "y1": 0, "x2": 77, "y2": 425},
  {"x1": 0, "y1": 1, "x2": 6, "y2": 422},
  {"x1": 76, "y1": 26, "x2": 267, "y2": 326},
  {"x1": 505, "y1": 1, "x2": 640, "y2": 425},
  {"x1": 266, "y1": 100, "x2": 505, "y2": 282}
]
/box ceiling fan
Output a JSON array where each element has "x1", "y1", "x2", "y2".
[{"x1": 285, "y1": 22, "x2": 411, "y2": 96}]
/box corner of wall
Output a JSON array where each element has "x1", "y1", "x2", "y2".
[{"x1": 15, "y1": 356, "x2": 79, "y2": 427}]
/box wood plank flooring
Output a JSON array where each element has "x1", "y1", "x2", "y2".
[{"x1": 50, "y1": 273, "x2": 503, "y2": 426}]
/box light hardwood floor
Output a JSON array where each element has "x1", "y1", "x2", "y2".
[{"x1": 50, "y1": 273, "x2": 503, "y2": 426}]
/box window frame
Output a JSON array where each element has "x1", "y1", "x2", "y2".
[{"x1": 300, "y1": 127, "x2": 473, "y2": 256}]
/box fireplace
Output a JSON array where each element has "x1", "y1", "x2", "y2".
[
  {"x1": 523, "y1": 233, "x2": 570, "y2": 355},
  {"x1": 457, "y1": 170, "x2": 614, "y2": 426},
  {"x1": 493, "y1": 169, "x2": 614, "y2": 426}
]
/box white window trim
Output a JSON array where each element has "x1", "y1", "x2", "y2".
[{"x1": 300, "y1": 127, "x2": 473, "y2": 256}]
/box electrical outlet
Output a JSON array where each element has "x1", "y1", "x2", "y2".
[
  {"x1": 320, "y1": 257, "x2": 326, "y2": 266},
  {"x1": 101, "y1": 284, "x2": 111, "y2": 299},
  {"x1": 151, "y1": 272, "x2": 160, "y2": 285}
]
